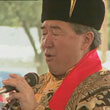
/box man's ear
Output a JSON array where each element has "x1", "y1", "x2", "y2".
[{"x1": 81, "y1": 32, "x2": 94, "y2": 50}]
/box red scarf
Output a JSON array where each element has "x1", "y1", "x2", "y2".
[{"x1": 49, "y1": 49, "x2": 102, "y2": 110}]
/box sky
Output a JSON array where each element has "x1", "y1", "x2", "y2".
[
  {"x1": 0, "y1": 26, "x2": 41, "y2": 59},
  {"x1": 0, "y1": 26, "x2": 40, "y2": 73}
]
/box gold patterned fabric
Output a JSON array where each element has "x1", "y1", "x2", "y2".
[
  {"x1": 35, "y1": 70, "x2": 110, "y2": 110},
  {"x1": 35, "y1": 72, "x2": 64, "y2": 109},
  {"x1": 66, "y1": 70, "x2": 110, "y2": 110}
]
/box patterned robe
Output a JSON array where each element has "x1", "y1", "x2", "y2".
[{"x1": 34, "y1": 69, "x2": 110, "y2": 110}]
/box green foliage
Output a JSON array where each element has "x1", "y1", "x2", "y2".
[
  {"x1": 0, "y1": 0, "x2": 49, "y2": 74},
  {"x1": 0, "y1": 0, "x2": 42, "y2": 27}
]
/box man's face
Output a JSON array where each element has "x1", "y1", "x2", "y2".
[{"x1": 41, "y1": 20, "x2": 85, "y2": 76}]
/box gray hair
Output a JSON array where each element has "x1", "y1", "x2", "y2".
[{"x1": 69, "y1": 23, "x2": 101, "y2": 50}]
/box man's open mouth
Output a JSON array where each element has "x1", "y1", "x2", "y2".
[{"x1": 45, "y1": 54, "x2": 55, "y2": 61}]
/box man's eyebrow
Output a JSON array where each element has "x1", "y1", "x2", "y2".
[
  {"x1": 41, "y1": 25, "x2": 62, "y2": 30},
  {"x1": 50, "y1": 26, "x2": 62, "y2": 30}
]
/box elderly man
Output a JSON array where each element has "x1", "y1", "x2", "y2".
[{"x1": 3, "y1": 0, "x2": 110, "y2": 110}]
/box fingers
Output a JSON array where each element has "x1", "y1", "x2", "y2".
[
  {"x1": 2, "y1": 73, "x2": 37, "y2": 110},
  {"x1": 9, "y1": 73, "x2": 20, "y2": 78},
  {"x1": 2, "y1": 73, "x2": 31, "y2": 93},
  {"x1": 3, "y1": 73, "x2": 23, "y2": 85},
  {"x1": 7, "y1": 92, "x2": 21, "y2": 102},
  {"x1": 7, "y1": 90, "x2": 37, "y2": 110}
]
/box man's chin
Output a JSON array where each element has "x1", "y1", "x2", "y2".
[{"x1": 49, "y1": 71, "x2": 66, "y2": 79}]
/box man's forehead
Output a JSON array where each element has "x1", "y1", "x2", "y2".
[{"x1": 41, "y1": 20, "x2": 69, "y2": 29}]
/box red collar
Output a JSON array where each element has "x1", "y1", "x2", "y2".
[{"x1": 49, "y1": 49, "x2": 102, "y2": 110}]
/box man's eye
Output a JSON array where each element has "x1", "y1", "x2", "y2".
[
  {"x1": 41, "y1": 29, "x2": 47, "y2": 36},
  {"x1": 52, "y1": 29, "x2": 62, "y2": 36},
  {"x1": 42, "y1": 32, "x2": 47, "y2": 36},
  {"x1": 42, "y1": 33, "x2": 47, "y2": 35},
  {"x1": 41, "y1": 33, "x2": 47, "y2": 40},
  {"x1": 53, "y1": 33, "x2": 59, "y2": 36},
  {"x1": 52, "y1": 31, "x2": 60, "y2": 36}
]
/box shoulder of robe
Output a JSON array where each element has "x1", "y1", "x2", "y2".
[
  {"x1": 39, "y1": 72, "x2": 49, "y2": 83},
  {"x1": 33, "y1": 72, "x2": 50, "y2": 93},
  {"x1": 66, "y1": 69, "x2": 110, "y2": 110}
]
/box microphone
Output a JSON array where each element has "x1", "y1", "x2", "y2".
[{"x1": 0, "y1": 72, "x2": 39, "y2": 94}]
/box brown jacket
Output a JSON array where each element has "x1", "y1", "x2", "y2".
[{"x1": 34, "y1": 69, "x2": 110, "y2": 110}]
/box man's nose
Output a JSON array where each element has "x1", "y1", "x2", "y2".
[{"x1": 43, "y1": 33, "x2": 53, "y2": 48}]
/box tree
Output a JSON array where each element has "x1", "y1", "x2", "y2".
[
  {"x1": 108, "y1": 0, "x2": 110, "y2": 50},
  {"x1": 101, "y1": 0, "x2": 109, "y2": 63},
  {"x1": 0, "y1": 0, "x2": 48, "y2": 74}
]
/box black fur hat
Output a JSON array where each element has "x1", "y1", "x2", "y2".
[{"x1": 41, "y1": 0, "x2": 105, "y2": 30}]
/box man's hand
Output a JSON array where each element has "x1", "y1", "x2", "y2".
[{"x1": 3, "y1": 74, "x2": 37, "y2": 110}]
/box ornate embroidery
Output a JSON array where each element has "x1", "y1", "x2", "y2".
[
  {"x1": 35, "y1": 73, "x2": 63, "y2": 109},
  {"x1": 35, "y1": 70, "x2": 110, "y2": 110},
  {"x1": 66, "y1": 70, "x2": 110, "y2": 110},
  {"x1": 40, "y1": 89, "x2": 54, "y2": 107},
  {"x1": 76, "y1": 88, "x2": 110, "y2": 110}
]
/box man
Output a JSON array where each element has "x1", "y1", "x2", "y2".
[{"x1": 3, "y1": 0, "x2": 110, "y2": 110}]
